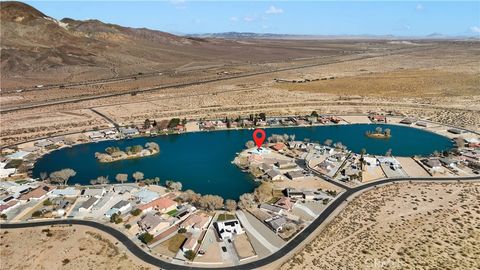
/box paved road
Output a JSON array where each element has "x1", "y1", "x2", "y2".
[{"x1": 1, "y1": 176, "x2": 479, "y2": 269}]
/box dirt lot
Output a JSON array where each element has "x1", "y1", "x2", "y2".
[
  {"x1": 280, "y1": 181, "x2": 480, "y2": 270},
  {"x1": 1, "y1": 40, "x2": 479, "y2": 146},
  {"x1": 0, "y1": 225, "x2": 153, "y2": 270}
]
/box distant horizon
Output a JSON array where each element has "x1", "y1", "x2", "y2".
[{"x1": 24, "y1": 1, "x2": 480, "y2": 37}]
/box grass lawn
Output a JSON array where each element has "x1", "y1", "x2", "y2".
[
  {"x1": 166, "y1": 209, "x2": 178, "y2": 216},
  {"x1": 216, "y1": 213, "x2": 235, "y2": 221},
  {"x1": 166, "y1": 233, "x2": 187, "y2": 253},
  {"x1": 266, "y1": 197, "x2": 280, "y2": 204}
]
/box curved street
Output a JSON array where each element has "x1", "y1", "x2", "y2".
[{"x1": 1, "y1": 176, "x2": 479, "y2": 270}]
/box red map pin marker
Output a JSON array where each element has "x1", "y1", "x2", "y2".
[{"x1": 253, "y1": 129, "x2": 266, "y2": 149}]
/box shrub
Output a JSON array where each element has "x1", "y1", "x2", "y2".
[
  {"x1": 43, "y1": 199, "x2": 52, "y2": 206},
  {"x1": 139, "y1": 232, "x2": 154, "y2": 244},
  {"x1": 32, "y1": 210, "x2": 42, "y2": 218},
  {"x1": 184, "y1": 250, "x2": 196, "y2": 261},
  {"x1": 178, "y1": 228, "x2": 187, "y2": 234},
  {"x1": 131, "y1": 208, "x2": 142, "y2": 216},
  {"x1": 125, "y1": 224, "x2": 132, "y2": 229}
]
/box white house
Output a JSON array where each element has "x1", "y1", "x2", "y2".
[
  {"x1": 79, "y1": 197, "x2": 99, "y2": 212},
  {"x1": 214, "y1": 219, "x2": 244, "y2": 240}
]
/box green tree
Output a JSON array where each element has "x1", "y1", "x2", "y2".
[
  {"x1": 139, "y1": 232, "x2": 154, "y2": 244},
  {"x1": 131, "y1": 208, "x2": 142, "y2": 216},
  {"x1": 144, "y1": 119, "x2": 151, "y2": 129},
  {"x1": 184, "y1": 250, "x2": 196, "y2": 261},
  {"x1": 259, "y1": 113, "x2": 266, "y2": 121},
  {"x1": 110, "y1": 212, "x2": 122, "y2": 224},
  {"x1": 43, "y1": 199, "x2": 52, "y2": 206},
  {"x1": 168, "y1": 118, "x2": 181, "y2": 128}
]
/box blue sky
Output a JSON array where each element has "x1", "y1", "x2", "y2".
[{"x1": 25, "y1": 1, "x2": 480, "y2": 36}]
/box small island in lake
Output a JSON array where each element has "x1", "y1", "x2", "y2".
[
  {"x1": 365, "y1": 127, "x2": 391, "y2": 139},
  {"x1": 95, "y1": 142, "x2": 160, "y2": 163}
]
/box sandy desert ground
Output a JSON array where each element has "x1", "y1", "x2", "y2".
[
  {"x1": 0, "y1": 225, "x2": 153, "y2": 270},
  {"x1": 1, "y1": 41, "x2": 479, "y2": 146},
  {"x1": 280, "y1": 181, "x2": 480, "y2": 270}
]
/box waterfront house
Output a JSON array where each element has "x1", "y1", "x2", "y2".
[
  {"x1": 416, "y1": 121, "x2": 428, "y2": 127},
  {"x1": 214, "y1": 219, "x2": 244, "y2": 240},
  {"x1": 284, "y1": 188, "x2": 304, "y2": 199},
  {"x1": 88, "y1": 131, "x2": 105, "y2": 140},
  {"x1": 274, "y1": 197, "x2": 294, "y2": 211},
  {"x1": 81, "y1": 188, "x2": 105, "y2": 198},
  {"x1": 439, "y1": 158, "x2": 457, "y2": 167},
  {"x1": 265, "y1": 216, "x2": 287, "y2": 233},
  {"x1": 259, "y1": 203, "x2": 284, "y2": 215},
  {"x1": 134, "y1": 188, "x2": 160, "y2": 204},
  {"x1": 423, "y1": 158, "x2": 442, "y2": 169},
  {"x1": 49, "y1": 187, "x2": 78, "y2": 197},
  {"x1": 18, "y1": 184, "x2": 54, "y2": 202},
  {"x1": 369, "y1": 114, "x2": 386, "y2": 122},
  {"x1": 377, "y1": 156, "x2": 402, "y2": 170},
  {"x1": 138, "y1": 197, "x2": 177, "y2": 213},
  {"x1": 447, "y1": 128, "x2": 463, "y2": 135},
  {"x1": 138, "y1": 213, "x2": 170, "y2": 235},
  {"x1": 271, "y1": 142, "x2": 286, "y2": 152},
  {"x1": 181, "y1": 213, "x2": 212, "y2": 230},
  {"x1": 119, "y1": 127, "x2": 139, "y2": 137},
  {"x1": 79, "y1": 197, "x2": 99, "y2": 212},
  {"x1": 363, "y1": 156, "x2": 379, "y2": 167},
  {"x1": 6, "y1": 151, "x2": 31, "y2": 160},
  {"x1": 286, "y1": 170, "x2": 305, "y2": 180},
  {"x1": 400, "y1": 118, "x2": 415, "y2": 125},
  {"x1": 265, "y1": 169, "x2": 284, "y2": 181},
  {"x1": 34, "y1": 140, "x2": 54, "y2": 148}
]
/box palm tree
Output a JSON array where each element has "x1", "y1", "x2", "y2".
[
  {"x1": 360, "y1": 148, "x2": 366, "y2": 171},
  {"x1": 154, "y1": 177, "x2": 160, "y2": 185}
]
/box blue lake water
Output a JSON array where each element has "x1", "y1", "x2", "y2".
[{"x1": 33, "y1": 124, "x2": 453, "y2": 199}]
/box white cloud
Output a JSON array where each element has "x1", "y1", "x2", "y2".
[
  {"x1": 416, "y1": 4, "x2": 424, "y2": 11},
  {"x1": 265, "y1": 6, "x2": 283, "y2": 14},
  {"x1": 230, "y1": 16, "x2": 238, "y2": 22},
  {"x1": 470, "y1": 26, "x2": 480, "y2": 33},
  {"x1": 243, "y1": 16, "x2": 255, "y2": 22},
  {"x1": 170, "y1": 0, "x2": 186, "y2": 9}
]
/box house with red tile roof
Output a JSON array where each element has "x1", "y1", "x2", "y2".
[
  {"x1": 180, "y1": 213, "x2": 212, "y2": 230},
  {"x1": 18, "y1": 184, "x2": 54, "y2": 202},
  {"x1": 137, "y1": 197, "x2": 177, "y2": 213},
  {"x1": 274, "y1": 197, "x2": 294, "y2": 211},
  {"x1": 271, "y1": 142, "x2": 286, "y2": 152},
  {"x1": 182, "y1": 234, "x2": 199, "y2": 252}
]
